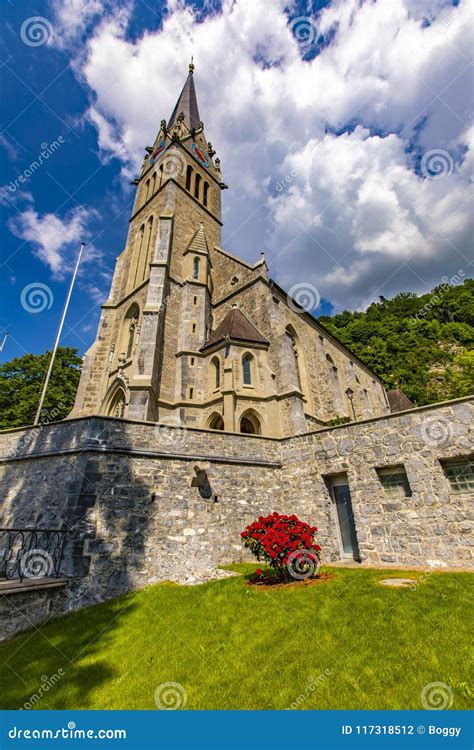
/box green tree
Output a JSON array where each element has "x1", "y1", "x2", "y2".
[
  {"x1": 318, "y1": 279, "x2": 474, "y2": 405},
  {"x1": 0, "y1": 347, "x2": 82, "y2": 429}
]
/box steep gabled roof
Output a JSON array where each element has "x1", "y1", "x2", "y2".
[
  {"x1": 168, "y1": 65, "x2": 201, "y2": 131},
  {"x1": 185, "y1": 223, "x2": 209, "y2": 256},
  {"x1": 200, "y1": 307, "x2": 269, "y2": 351}
]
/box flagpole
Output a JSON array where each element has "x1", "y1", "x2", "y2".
[
  {"x1": 0, "y1": 332, "x2": 9, "y2": 352},
  {"x1": 34, "y1": 242, "x2": 86, "y2": 426}
]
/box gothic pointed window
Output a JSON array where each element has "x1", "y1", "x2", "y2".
[
  {"x1": 208, "y1": 413, "x2": 224, "y2": 430},
  {"x1": 159, "y1": 163, "x2": 164, "y2": 188},
  {"x1": 193, "y1": 256, "x2": 200, "y2": 279},
  {"x1": 285, "y1": 328, "x2": 302, "y2": 390},
  {"x1": 186, "y1": 165, "x2": 193, "y2": 191},
  {"x1": 122, "y1": 303, "x2": 140, "y2": 360},
  {"x1": 203, "y1": 181, "x2": 209, "y2": 207},
  {"x1": 132, "y1": 225, "x2": 145, "y2": 288},
  {"x1": 211, "y1": 357, "x2": 220, "y2": 389},
  {"x1": 326, "y1": 353, "x2": 344, "y2": 412},
  {"x1": 140, "y1": 216, "x2": 153, "y2": 282},
  {"x1": 108, "y1": 389, "x2": 126, "y2": 418},
  {"x1": 240, "y1": 410, "x2": 261, "y2": 435},
  {"x1": 194, "y1": 173, "x2": 201, "y2": 200},
  {"x1": 151, "y1": 172, "x2": 156, "y2": 197},
  {"x1": 144, "y1": 178, "x2": 150, "y2": 204},
  {"x1": 242, "y1": 354, "x2": 252, "y2": 385},
  {"x1": 126, "y1": 320, "x2": 136, "y2": 359}
]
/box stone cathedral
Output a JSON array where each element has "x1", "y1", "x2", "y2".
[
  {"x1": 1, "y1": 65, "x2": 472, "y2": 641},
  {"x1": 71, "y1": 63, "x2": 389, "y2": 436}
]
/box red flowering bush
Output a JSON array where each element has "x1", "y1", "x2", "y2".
[{"x1": 241, "y1": 512, "x2": 321, "y2": 581}]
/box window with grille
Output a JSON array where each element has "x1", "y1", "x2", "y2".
[
  {"x1": 377, "y1": 466, "x2": 412, "y2": 498},
  {"x1": 442, "y1": 458, "x2": 474, "y2": 493}
]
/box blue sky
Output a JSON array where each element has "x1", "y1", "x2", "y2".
[{"x1": 1, "y1": 0, "x2": 472, "y2": 364}]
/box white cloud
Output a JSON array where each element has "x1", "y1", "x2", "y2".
[
  {"x1": 48, "y1": 0, "x2": 115, "y2": 49},
  {"x1": 8, "y1": 205, "x2": 99, "y2": 277},
  {"x1": 0, "y1": 134, "x2": 20, "y2": 161},
  {"x1": 48, "y1": 0, "x2": 473, "y2": 309}
]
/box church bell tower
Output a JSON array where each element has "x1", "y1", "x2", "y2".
[{"x1": 71, "y1": 62, "x2": 228, "y2": 423}]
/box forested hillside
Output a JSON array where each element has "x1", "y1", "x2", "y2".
[{"x1": 318, "y1": 278, "x2": 474, "y2": 406}]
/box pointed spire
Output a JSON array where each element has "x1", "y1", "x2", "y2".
[
  {"x1": 185, "y1": 223, "x2": 209, "y2": 256},
  {"x1": 168, "y1": 62, "x2": 201, "y2": 132}
]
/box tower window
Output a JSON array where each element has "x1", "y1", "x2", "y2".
[
  {"x1": 159, "y1": 164, "x2": 164, "y2": 188},
  {"x1": 193, "y1": 256, "x2": 200, "y2": 279},
  {"x1": 203, "y1": 181, "x2": 209, "y2": 207},
  {"x1": 193, "y1": 295, "x2": 197, "y2": 305},
  {"x1": 186, "y1": 165, "x2": 193, "y2": 191},
  {"x1": 192, "y1": 323, "x2": 196, "y2": 333},
  {"x1": 242, "y1": 354, "x2": 252, "y2": 386},
  {"x1": 194, "y1": 173, "x2": 201, "y2": 200},
  {"x1": 189, "y1": 387, "x2": 194, "y2": 400},
  {"x1": 190, "y1": 357, "x2": 195, "y2": 366}
]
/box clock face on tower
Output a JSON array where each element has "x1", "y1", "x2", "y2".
[
  {"x1": 150, "y1": 140, "x2": 167, "y2": 164},
  {"x1": 191, "y1": 142, "x2": 210, "y2": 168}
]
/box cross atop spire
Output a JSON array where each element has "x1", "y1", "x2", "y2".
[{"x1": 168, "y1": 62, "x2": 200, "y2": 131}]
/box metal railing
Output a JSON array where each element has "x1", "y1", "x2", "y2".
[{"x1": 0, "y1": 528, "x2": 67, "y2": 582}]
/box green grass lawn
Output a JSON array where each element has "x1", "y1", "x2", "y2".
[{"x1": 0, "y1": 565, "x2": 472, "y2": 710}]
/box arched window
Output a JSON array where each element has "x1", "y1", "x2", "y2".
[
  {"x1": 144, "y1": 179, "x2": 150, "y2": 204},
  {"x1": 193, "y1": 256, "x2": 200, "y2": 279},
  {"x1": 159, "y1": 163, "x2": 164, "y2": 188},
  {"x1": 240, "y1": 410, "x2": 261, "y2": 435},
  {"x1": 326, "y1": 353, "x2": 344, "y2": 411},
  {"x1": 194, "y1": 173, "x2": 201, "y2": 200},
  {"x1": 203, "y1": 182, "x2": 209, "y2": 207},
  {"x1": 211, "y1": 357, "x2": 220, "y2": 389},
  {"x1": 139, "y1": 216, "x2": 153, "y2": 282},
  {"x1": 151, "y1": 172, "x2": 156, "y2": 197},
  {"x1": 242, "y1": 354, "x2": 252, "y2": 385},
  {"x1": 208, "y1": 413, "x2": 224, "y2": 430},
  {"x1": 132, "y1": 224, "x2": 145, "y2": 288},
  {"x1": 362, "y1": 388, "x2": 370, "y2": 415},
  {"x1": 285, "y1": 327, "x2": 302, "y2": 390},
  {"x1": 122, "y1": 303, "x2": 140, "y2": 360},
  {"x1": 108, "y1": 389, "x2": 126, "y2": 418},
  {"x1": 186, "y1": 165, "x2": 193, "y2": 191},
  {"x1": 326, "y1": 354, "x2": 339, "y2": 381}
]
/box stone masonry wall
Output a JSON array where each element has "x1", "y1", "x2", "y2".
[
  {"x1": 0, "y1": 398, "x2": 472, "y2": 639},
  {"x1": 281, "y1": 398, "x2": 473, "y2": 567}
]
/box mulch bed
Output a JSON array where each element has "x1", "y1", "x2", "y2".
[{"x1": 246, "y1": 572, "x2": 335, "y2": 590}]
